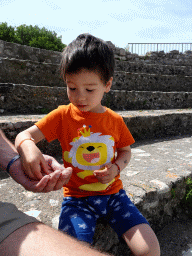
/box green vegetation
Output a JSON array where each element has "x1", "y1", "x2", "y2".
[
  {"x1": 35, "y1": 107, "x2": 50, "y2": 114},
  {"x1": 181, "y1": 178, "x2": 192, "y2": 217},
  {"x1": 171, "y1": 188, "x2": 176, "y2": 198},
  {"x1": 0, "y1": 22, "x2": 66, "y2": 52}
]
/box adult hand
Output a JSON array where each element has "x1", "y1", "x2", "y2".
[
  {"x1": 9, "y1": 155, "x2": 72, "y2": 193},
  {"x1": 93, "y1": 163, "x2": 118, "y2": 184},
  {"x1": 43, "y1": 154, "x2": 73, "y2": 192}
]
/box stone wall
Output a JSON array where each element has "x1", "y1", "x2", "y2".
[
  {"x1": 0, "y1": 40, "x2": 61, "y2": 64},
  {"x1": 1, "y1": 83, "x2": 192, "y2": 114},
  {"x1": 1, "y1": 40, "x2": 192, "y2": 94},
  {"x1": 1, "y1": 112, "x2": 192, "y2": 237},
  {"x1": 116, "y1": 60, "x2": 192, "y2": 76},
  {"x1": 1, "y1": 110, "x2": 192, "y2": 155},
  {"x1": 0, "y1": 57, "x2": 64, "y2": 87},
  {"x1": 113, "y1": 71, "x2": 192, "y2": 92},
  {"x1": 116, "y1": 49, "x2": 192, "y2": 66},
  {"x1": 0, "y1": 39, "x2": 192, "y2": 114},
  {"x1": 0, "y1": 83, "x2": 69, "y2": 114},
  {"x1": 1, "y1": 39, "x2": 192, "y2": 66},
  {"x1": 1, "y1": 57, "x2": 192, "y2": 92}
]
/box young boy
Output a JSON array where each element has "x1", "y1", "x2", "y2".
[{"x1": 15, "y1": 34, "x2": 160, "y2": 256}]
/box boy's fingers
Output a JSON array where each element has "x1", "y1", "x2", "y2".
[
  {"x1": 94, "y1": 168, "x2": 108, "y2": 176},
  {"x1": 40, "y1": 157, "x2": 52, "y2": 175},
  {"x1": 97, "y1": 177, "x2": 109, "y2": 184},
  {"x1": 25, "y1": 165, "x2": 39, "y2": 180},
  {"x1": 105, "y1": 163, "x2": 112, "y2": 168},
  {"x1": 32, "y1": 162, "x2": 44, "y2": 180}
]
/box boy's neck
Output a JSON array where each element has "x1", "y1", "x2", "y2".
[
  {"x1": 96, "y1": 105, "x2": 106, "y2": 113},
  {"x1": 72, "y1": 104, "x2": 106, "y2": 114}
]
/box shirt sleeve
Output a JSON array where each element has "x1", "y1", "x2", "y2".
[
  {"x1": 116, "y1": 116, "x2": 135, "y2": 149},
  {"x1": 35, "y1": 107, "x2": 62, "y2": 142}
]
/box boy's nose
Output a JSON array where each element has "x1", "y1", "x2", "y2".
[{"x1": 78, "y1": 91, "x2": 86, "y2": 100}]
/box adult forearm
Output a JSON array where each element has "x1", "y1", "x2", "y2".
[{"x1": 0, "y1": 130, "x2": 18, "y2": 172}]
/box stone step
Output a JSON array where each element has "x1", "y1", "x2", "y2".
[
  {"x1": 0, "y1": 83, "x2": 191, "y2": 114},
  {"x1": 1, "y1": 109, "x2": 192, "y2": 148},
  {"x1": 113, "y1": 71, "x2": 192, "y2": 92},
  {"x1": 0, "y1": 111, "x2": 192, "y2": 254},
  {"x1": 116, "y1": 59, "x2": 192, "y2": 76},
  {"x1": 1, "y1": 58, "x2": 192, "y2": 91},
  {"x1": 123, "y1": 53, "x2": 192, "y2": 66},
  {"x1": 0, "y1": 127, "x2": 192, "y2": 255},
  {"x1": 0, "y1": 83, "x2": 69, "y2": 115},
  {"x1": 0, "y1": 39, "x2": 62, "y2": 64},
  {"x1": 0, "y1": 57, "x2": 64, "y2": 87},
  {"x1": 104, "y1": 90, "x2": 192, "y2": 110}
]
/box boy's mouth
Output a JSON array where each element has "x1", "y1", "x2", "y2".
[{"x1": 77, "y1": 105, "x2": 86, "y2": 108}]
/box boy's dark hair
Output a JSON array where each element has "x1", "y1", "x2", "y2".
[{"x1": 60, "y1": 33, "x2": 115, "y2": 84}]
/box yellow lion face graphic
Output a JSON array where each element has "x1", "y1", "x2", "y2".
[
  {"x1": 65, "y1": 125, "x2": 115, "y2": 171},
  {"x1": 63, "y1": 125, "x2": 116, "y2": 191},
  {"x1": 76, "y1": 142, "x2": 108, "y2": 166}
]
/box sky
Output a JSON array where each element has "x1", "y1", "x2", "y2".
[{"x1": 0, "y1": 0, "x2": 192, "y2": 53}]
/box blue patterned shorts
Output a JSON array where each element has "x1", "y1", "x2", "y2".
[{"x1": 58, "y1": 189, "x2": 149, "y2": 244}]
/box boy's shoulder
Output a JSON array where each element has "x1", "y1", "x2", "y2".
[
  {"x1": 57, "y1": 104, "x2": 71, "y2": 113},
  {"x1": 105, "y1": 107, "x2": 123, "y2": 120},
  {"x1": 45, "y1": 104, "x2": 72, "y2": 119}
]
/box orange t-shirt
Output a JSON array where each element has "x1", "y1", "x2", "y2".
[{"x1": 36, "y1": 103, "x2": 135, "y2": 197}]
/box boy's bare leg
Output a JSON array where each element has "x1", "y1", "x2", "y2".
[
  {"x1": 123, "y1": 224, "x2": 160, "y2": 256},
  {"x1": 0, "y1": 222, "x2": 108, "y2": 256}
]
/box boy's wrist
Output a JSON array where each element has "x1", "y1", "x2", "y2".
[
  {"x1": 17, "y1": 137, "x2": 35, "y2": 152},
  {"x1": 114, "y1": 162, "x2": 120, "y2": 176}
]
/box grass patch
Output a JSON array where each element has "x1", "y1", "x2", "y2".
[
  {"x1": 180, "y1": 178, "x2": 192, "y2": 217},
  {"x1": 35, "y1": 107, "x2": 50, "y2": 114}
]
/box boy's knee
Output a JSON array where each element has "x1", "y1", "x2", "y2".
[
  {"x1": 132, "y1": 244, "x2": 160, "y2": 256},
  {"x1": 123, "y1": 224, "x2": 160, "y2": 256}
]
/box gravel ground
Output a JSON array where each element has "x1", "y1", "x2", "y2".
[
  {"x1": 156, "y1": 213, "x2": 192, "y2": 256},
  {"x1": 1, "y1": 175, "x2": 192, "y2": 256}
]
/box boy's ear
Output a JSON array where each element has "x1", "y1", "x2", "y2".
[{"x1": 105, "y1": 77, "x2": 113, "y2": 93}]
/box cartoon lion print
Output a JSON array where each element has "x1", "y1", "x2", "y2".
[{"x1": 64, "y1": 125, "x2": 115, "y2": 191}]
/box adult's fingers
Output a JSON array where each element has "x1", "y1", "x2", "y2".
[
  {"x1": 23, "y1": 175, "x2": 50, "y2": 192},
  {"x1": 42, "y1": 170, "x2": 62, "y2": 192},
  {"x1": 53, "y1": 168, "x2": 73, "y2": 191},
  {"x1": 43, "y1": 167, "x2": 73, "y2": 192}
]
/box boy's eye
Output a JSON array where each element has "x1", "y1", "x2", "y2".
[
  {"x1": 86, "y1": 89, "x2": 94, "y2": 92},
  {"x1": 69, "y1": 88, "x2": 76, "y2": 91}
]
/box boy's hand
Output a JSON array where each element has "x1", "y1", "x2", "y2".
[
  {"x1": 19, "y1": 145, "x2": 52, "y2": 180},
  {"x1": 10, "y1": 154, "x2": 72, "y2": 193},
  {"x1": 93, "y1": 163, "x2": 118, "y2": 184}
]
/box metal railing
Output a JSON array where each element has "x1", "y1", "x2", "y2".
[{"x1": 127, "y1": 43, "x2": 192, "y2": 56}]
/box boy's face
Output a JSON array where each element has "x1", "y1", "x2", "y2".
[{"x1": 66, "y1": 69, "x2": 112, "y2": 113}]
